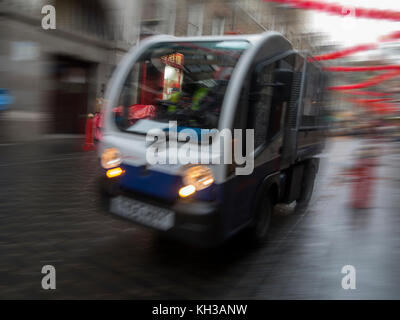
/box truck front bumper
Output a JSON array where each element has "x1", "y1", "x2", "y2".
[{"x1": 99, "y1": 177, "x2": 222, "y2": 247}]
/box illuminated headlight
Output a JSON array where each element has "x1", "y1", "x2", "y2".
[
  {"x1": 101, "y1": 148, "x2": 122, "y2": 169},
  {"x1": 182, "y1": 165, "x2": 214, "y2": 192},
  {"x1": 106, "y1": 167, "x2": 124, "y2": 178},
  {"x1": 178, "y1": 185, "x2": 196, "y2": 198}
]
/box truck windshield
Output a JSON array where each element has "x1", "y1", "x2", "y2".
[{"x1": 112, "y1": 40, "x2": 250, "y2": 134}]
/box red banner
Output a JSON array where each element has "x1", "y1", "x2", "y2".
[
  {"x1": 313, "y1": 44, "x2": 378, "y2": 61},
  {"x1": 380, "y1": 30, "x2": 400, "y2": 42},
  {"x1": 345, "y1": 91, "x2": 393, "y2": 97},
  {"x1": 347, "y1": 98, "x2": 393, "y2": 103},
  {"x1": 324, "y1": 65, "x2": 400, "y2": 72},
  {"x1": 347, "y1": 99, "x2": 397, "y2": 114},
  {"x1": 328, "y1": 70, "x2": 400, "y2": 91},
  {"x1": 263, "y1": 0, "x2": 400, "y2": 21},
  {"x1": 262, "y1": 0, "x2": 400, "y2": 115},
  {"x1": 312, "y1": 29, "x2": 400, "y2": 61}
]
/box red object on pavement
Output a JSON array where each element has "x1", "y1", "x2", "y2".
[
  {"x1": 350, "y1": 157, "x2": 377, "y2": 209},
  {"x1": 94, "y1": 112, "x2": 103, "y2": 141},
  {"x1": 83, "y1": 115, "x2": 95, "y2": 151}
]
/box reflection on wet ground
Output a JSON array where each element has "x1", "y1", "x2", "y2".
[{"x1": 0, "y1": 137, "x2": 399, "y2": 299}]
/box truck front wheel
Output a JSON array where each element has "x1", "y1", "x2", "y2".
[{"x1": 248, "y1": 193, "x2": 273, "y2": 246}]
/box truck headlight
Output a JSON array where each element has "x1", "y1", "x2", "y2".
[
  {"x1": 101, "y1": 148, "x2": 122, "y2": 169},
  {"x1": 178, "y1": 185, "x2": 196, "y2": 198},
  {"x1": 106, "y1": 167, "x2": 124, "y2": 178},
  {"x1": 182, "y1": 165, "x2": 214, "y2": 191}
]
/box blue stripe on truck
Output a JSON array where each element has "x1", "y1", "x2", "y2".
[{"x1": 120, "y1": 163, "x2": 218, "y2": 202}]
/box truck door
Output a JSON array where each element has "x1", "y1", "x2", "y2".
[
  {"x1": 296, "y1": 61, "x2": 325, "y2": 158},
  {"x1": 223, "y1": 54, "x2": 295, "y2": 230},
  {"x1": 280, "y1": 53, "x2": 306, "y2": 168}
]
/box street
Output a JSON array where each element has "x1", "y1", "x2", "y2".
[{"x1": 0, "y1": 137, "x2": 399, "y2": 299}]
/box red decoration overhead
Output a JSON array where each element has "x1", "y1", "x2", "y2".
[
  {"x1": 311, "y1": 29, "x2": 400, "y2": 61},
  {"x1": 347, "y1": 99, "x2": 397, "y2": 114},
  {"x1": 327, "y1": 70, "x2": 400, "y2": 91},
  {"x1": 313, "y1": 44, "x2": 378, "y2": 61},
  {"x1": 262, "y1": 0, "x2": 399, "y2": 115},
  {"x1": 324, "y1": 65, "x2": 400, "y2": 72},
  {"x1": 263, "y1": 0, "x2": 400, "y2": 21},
  {"x1": 345, "y1": 91, "x2": 393, "y2": 97},
  {"x1": 380, "y1": 30, "x2": 400, "y2": 42},
  {"x1": 348, "y1": 98, "x2": 393, "y2": 103},
  {"x1": 262, "y1": 2, "x2": 400, "y2": 61}
]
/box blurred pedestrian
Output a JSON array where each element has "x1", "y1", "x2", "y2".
[
  {"x1": 349, "y1": 146, "x2": 379, "y2": 209},
  {"x1": 94, "y1": 97, "x2": 105, "y2": 142},
  {"x1": 0, "y1": 88, "x2": 13, "y2": 111},
  {"x1": 0, "y1": 89, "x2": 14, "y2": 142}
]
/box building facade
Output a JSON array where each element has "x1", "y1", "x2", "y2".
[
  {"x1": 0, "y1": 0, "x2": 140, "y2": 141},
  {"x1": 0, "y1": 0, "x2": 311, "y2": 142}
]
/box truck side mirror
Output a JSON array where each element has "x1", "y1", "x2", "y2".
[
  {"x1": 253, "y1": 67, "x2": 293, "y2": 102},
  {"x1": 273, "y1": 69, "x2": 293, "y2": 101}
]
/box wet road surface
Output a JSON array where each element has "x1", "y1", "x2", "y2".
[{"x1": 0, "y1": 137, "x2": 399, "y2": 299}]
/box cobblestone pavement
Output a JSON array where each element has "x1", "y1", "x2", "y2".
[{"x1": 0, "y1": 137, "x2": 399, "y2": 299}]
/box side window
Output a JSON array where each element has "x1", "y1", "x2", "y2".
[
  {"x1": 302, "y1": 63, "x2": 320, "y2": 127},
  {"x1": 248, "y1": 62, "x2": 277, "y2": 149},
  {"x1": 267, "y1": 55, "x2": 295, "y2": 138},
  {"x1": 248, "y1": 54, "x2": 295, "y2": 149},
  {"x1": 295, "y1": 54, "x2": 305, "y2": 73}
]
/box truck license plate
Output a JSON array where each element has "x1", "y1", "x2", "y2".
[{"x1": 110, "y1": 196, "x2": 174, "y2": 231}]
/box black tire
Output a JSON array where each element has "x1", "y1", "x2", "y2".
[
  {"x1": 248, "y1": 194, "x2": 273, "y2": 246},
  {"x1": 296, "y1": 164, "x2": 316, "y2": 212}
]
